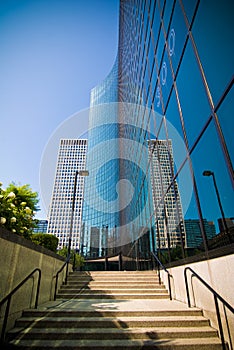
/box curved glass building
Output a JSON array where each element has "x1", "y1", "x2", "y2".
[{"x1": 82, "y1": 0, "x2": 233, "y2": 261}]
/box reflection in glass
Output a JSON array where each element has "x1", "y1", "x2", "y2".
[{"x1": 191, "y1": 121, "x2": 234, "y2": 247}]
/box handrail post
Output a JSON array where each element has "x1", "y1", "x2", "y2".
[
  {"x1": 151, "y1": 251, "x2": 173, "y2": 301},
  {"x1": 65, "y1": 261, "x2": 69, "y2": 285},
  {"x1": 105, "y1": 256, "x2": 108, "y2": 271},
  {"x1": 184, "y1": 268, "x2": 191, "y2": 307},
  {"x1": 54, "y1": 274, "x2": 59, "y2": 301},
  {"x1": 157, "y1": 260, "x2": 161, "y2": 285},
  {"x1": 168, "y1": 274, "x2": 172, "y2": 300},
  {"x1": 35, "y1": 270, "x2": 41, "y2": 309},
  {"x1": 119, "y1": 252, "x2": 122, "y2": 271},
  {"x1": 1, "y1": 297, "x2": 11, "y2": 341},
  {"x1": 214, "y1": 295, "x2": 226, "y2": 350},
  {"x1": 54, "y1": 259, "x2": 70, "y2": 300}
]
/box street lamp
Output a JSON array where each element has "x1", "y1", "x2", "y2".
[
  {"x1": 65, "y1": 170, "x2": 89, "y2": 283},
  {"x1": 202, "y1": 170, "x2": 230, "y2": 237}
]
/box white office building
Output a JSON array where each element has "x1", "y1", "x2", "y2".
[
  {"x1": 149, "y1": 139, "x2": 186, "y2": 249},
  {"x1": 47, "y1": 139, "x2": 88, "y2": 251}
]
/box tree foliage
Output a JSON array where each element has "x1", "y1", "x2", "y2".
[
  {"x1": 57, "y1": 247, "x2": 85, "y2": 268},
  {"x1": 0, "y1": 182, "x2": 39, "y2": 238},
  {"x1": 31, "y1": 233, "x2": 58, "y2": 253}
]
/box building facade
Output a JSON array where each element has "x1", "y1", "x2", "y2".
[
  {"x1": 81, "y1": 0, "x2": 233, "y2": 260},
  {"x1": 47, "y1": 139, "x2": 88, "y2": 251},
  {"x1": 33, "y1": 220, "x2": 48, "y2": 234},
  {"x1": 116, "y1": 0, "x2": 233, "y2": 259},
  {"x1": 185, "y1": 219, "x2": 216, "y2": 248}
]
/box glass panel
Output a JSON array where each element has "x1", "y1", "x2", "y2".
[
  {"x1": 149, "y1": 0, "x2": 155, "y2": 23},
  {"x1": 216, "y1": 85, "x2": 234, "y2": 168},
  {"x1": 168, "y1": 1, "x2": 188, "y2": 74},
  {"x1": 166, "y1": 88, "x2": 182, "y2": 135},
  {"x1": 193, "y1": 0, "x2": 234, "y2": 105},
  {"x1": 152, "y1": 4, "x2": 161, "y2": 46},
  {"x1": 160, "y1": 50, "x2": 173, "y2": 108},
  {"x1": 152, "y1": 80, "x2": 164, "y2": 116},
  {"x1": 191, "y1": 120, "x2": 234, "y2": 247},
  {"x1": 180, "y1": 0, "x2": 198, "y2": 25},
  {"x1": 176, "y1": 40, "x2": 211, "y2": 148},
  {"x1": 162, "y1": 0, "x2": 174, "y2": 34},
  {"x1": 156, "y1": 29, "x2": 165, "y2": 69},
  {"x1": 147, "y1": 37, "x2": 155, "y2": 73}
]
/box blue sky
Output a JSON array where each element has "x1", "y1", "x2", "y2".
[{"x1": 0, "y1": 0, "x2": 119, "y2": 218}]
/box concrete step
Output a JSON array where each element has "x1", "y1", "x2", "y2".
[
  {"x1": 66, "y1": 278, "x2": 160, "y2": 283},
  {"x1": 56, "y1": 293, "x2": 170, "y2": 299},
  {"x1": 14, "y1": 315, "x2": 211, "y2": 328},
  {"x1": 58, "y1": 287, "x2": 167, "y2": 293},
  {"x1": 20, "y1": 308, "x2": 204, "y2": 318},
  {"x1": 70, "y1": 272, "x2": 157, "y2": 274},
  {"x1": 8, "y1": 326, "x2": 218, "y2": 340},
  {"x1": 68, "y1": 271, "x2": 159, "y2": 278},
  {"x1": 64, "y1": 283, "x2": 162, "y2": 288},
  {"x1": 66, "y1": 279, "x2": 163, "y2": 286},
  {"x1": 8, "y1": 337, "x2": 223, "y2": 349},
  {"x1": 57, "y1": 271, "x2": 168, "y2": 300}
]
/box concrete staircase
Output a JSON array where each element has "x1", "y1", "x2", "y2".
[
  {"x1": 7, "y1": 270, "x2": 224, "y2": 349},
  {"x1": 57, "y1": 270, "x2": 169, "y2": 300}
]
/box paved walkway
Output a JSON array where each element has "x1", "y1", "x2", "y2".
[{"x1": 36, "y1": 298, "x2": 197, "y2": 313}]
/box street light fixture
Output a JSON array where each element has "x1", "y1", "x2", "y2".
[
  {"x1": 202, "y1": 170, "x2": 230, "y2": 238},
  {"x1": 65, "y1": 170, "x2": 89, "y2": 283}
]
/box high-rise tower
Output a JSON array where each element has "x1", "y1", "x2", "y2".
[{"x1": 47, "y1": 139, "x2": 87, "y2": 251}]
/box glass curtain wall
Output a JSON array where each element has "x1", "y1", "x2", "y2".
[
  {"x1": 81, "y1": 60, "x2": 120, "y2": 258},
  {"x1": 82, "y1": 0, "x2": 233, "y2": 263},
  {"x1": 118, "y1": 0, "x2": 234, "y2": 263}
]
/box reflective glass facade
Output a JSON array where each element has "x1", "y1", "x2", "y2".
[
  {"x1": 81, "y1": 60, "x2": 120, "y2": 257},
  {"x1": 117, "y1": 0, "x2": 233, "y2": 260},
  {"x1": 82, "y1": 0, "x2": 233, "y2": 261}
]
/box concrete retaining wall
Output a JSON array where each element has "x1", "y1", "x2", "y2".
[
  {"x1": 161, "y1": 254, "x2": 234, "y2": 347},
  {"x1": 0, "y1": 228, "x2": 72, "y2": 335}
]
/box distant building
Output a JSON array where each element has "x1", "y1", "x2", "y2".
[
  {"x1": 47, "y1": 139, "x2": 88, "y2": 251},
  {"x1": 33, "y1": 220, "x2": 48, "y2": 233},
  {"x1": 185, "y1": 219, "x2": 216, "y2": 248},
  {"x1": 218, "y1": 217, "x2": 234, "y2": 233}
]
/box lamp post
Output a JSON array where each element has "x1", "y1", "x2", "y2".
[
  {"x1": 65, "y1": 170, "x2": 89, "y2": 284},
  {"x1": 202, "y1": 170, "x2": 230, "y2": 239}
]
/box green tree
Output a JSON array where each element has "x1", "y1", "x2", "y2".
[
  {"x1": 31, "y1": 233, "x2": 58, "y2": 252},
  {"x1": 0, "y1": 182, "x2": 39, "y2": 238},
  {"x1": 57, "y1": 247, "x2": 85, "y2": 269}
]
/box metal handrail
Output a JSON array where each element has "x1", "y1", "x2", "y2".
[
  {"x1": 151, "y1": 252, "x2": 173, "y2": 300},
  {"x1": 0, "y1": 268, "x2": 41, "y2": 340},
  {"x1": 54, "y1": 255, "x2": 71, "y2": 301},
  {"x1": 184, "y1": 267, "x2": 234, "y2": 350}
]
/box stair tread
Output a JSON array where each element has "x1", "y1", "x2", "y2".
[
  {"x1": 57, "y1": 292, "x2": 168, "y2": 294},
  {"x1": 22, "y1": 309, "x2": 202, "y2": 316},
  {"x1": 67, "y1": 282, "x2": 160, "y2": 284},
  {"x1": 58, "y1": 290, "x2": 167, "y2": 292},
  {"x1": 9, "y1": 337, "x2": 222, "y2": 347},
  {"x1": 16, "y1": 315, "x2": 209, "y2": 322},
  {"x1": 9, "y1": 326, "x2": 217, "y2": 334}
]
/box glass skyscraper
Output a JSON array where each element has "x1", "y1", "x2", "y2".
[{"x1": 82, "y1": 0, "x2": 233, "y2": 260}]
